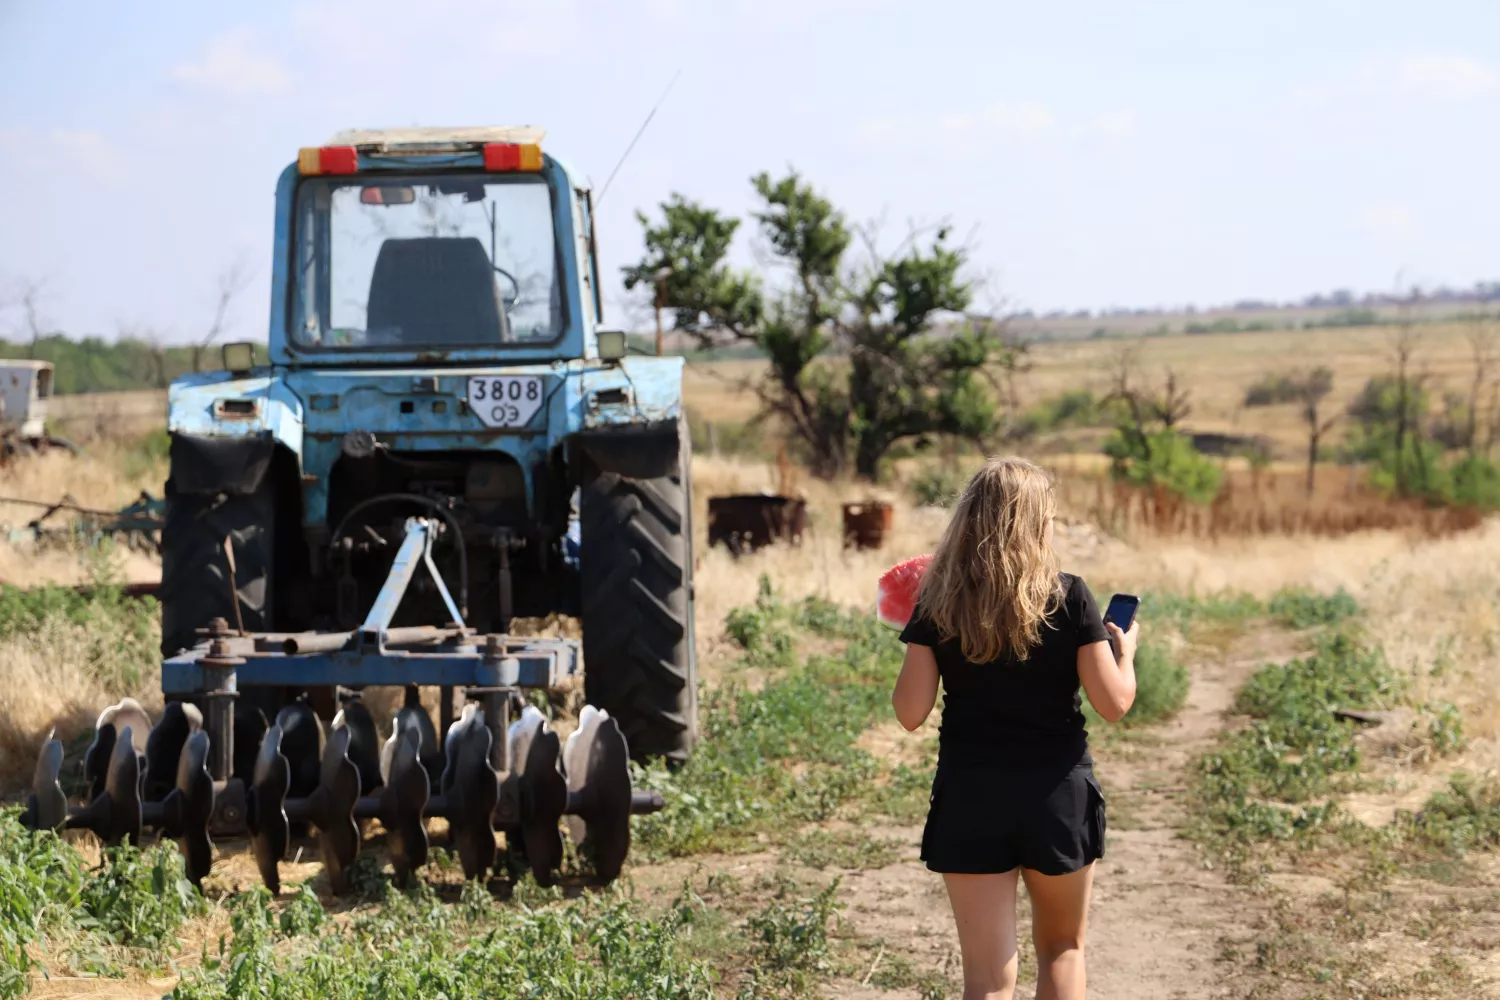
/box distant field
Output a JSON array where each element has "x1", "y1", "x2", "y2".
[
  {"x1": 684, "y1": 320, "x2": 1494, "y2": 461},
  {"x1": 47, "y1": 388, "x2": 165, "y2": 442},
  {"x1": 42, "y1": 320, "x2": 1493, "y2": 464}
]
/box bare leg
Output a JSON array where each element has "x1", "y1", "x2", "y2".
[
  {"x1": 1021, "y1": 863, "x2": 1095, "y2": 1000},
  {"x1": 942, "y1": 870, "x2": 1021, "y2": 1000}
]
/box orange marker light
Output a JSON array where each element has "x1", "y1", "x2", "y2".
[
  {"x1": 297, "y1": 146, "x2": 360, "y2": 175},
  {"x1": 483, "y1": 143, "x2": 544, "y2": 172}
]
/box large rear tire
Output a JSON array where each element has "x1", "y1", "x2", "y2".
[
  {"x1": 160, "y1": 486, "x2": 275, "y2": 657},
  {"x1": 579, "y1": 423, "x2": 697, "y2": 764}
]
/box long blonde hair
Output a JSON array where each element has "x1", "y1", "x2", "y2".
[{"x1": 916, "y1": 457, "x2": 1062, "y2": 662}]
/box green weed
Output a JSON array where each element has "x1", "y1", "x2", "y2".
[
  {"x1": 1193, "y1": 632, "x2": 1396, "y2": 849},
  {"x1": 1267, "y1": 587, "x2": 1360, "y2": 629},
  {"x1": 173, "y1": 884, "x2": 717, "y2": 1000},
  {"x1": 740, "y1": 880, "x2": 843, "y2": 997},
  {"x1": 780, "y1": 829, "x2": 902, "y2": 871},
  {"x1": 1394, "y1": 773, "x2": 1500, "y2": 857},
  {"x1": 633, "y1": 590, "x2": 908, "y2": 857},
  {"x1": 0, "y1": 810, "x2": 204, "y2": 998}
]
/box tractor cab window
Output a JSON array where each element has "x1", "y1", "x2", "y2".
[{"x1": 293, "y1": 175, "x2": 565, "y2": 349}]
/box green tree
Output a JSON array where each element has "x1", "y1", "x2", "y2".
[
  {"x1": 1100, "y1": 350, "x2": 1221, "y2": 504},
  {"x1": 626, "y1": 171, "x2": 1019, "y2": 479}
]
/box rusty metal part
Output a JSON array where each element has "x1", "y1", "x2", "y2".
[
  {"x1": 842, "y1": 501, "x2": 894, "y2": 550},
  {"x1": 706, "y1": 494, "x2": 807, "y2": 555}
]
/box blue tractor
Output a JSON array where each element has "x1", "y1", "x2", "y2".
[{"x1": 21, "y1": 127, "x2": 691, "y2": 893}]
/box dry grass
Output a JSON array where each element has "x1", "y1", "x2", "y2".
[
  {"x1": 0, "y1": 616, "x2": 162, "y2": 790},
  {"x1": 679, "y1": 320, "x2": 1495, "y2": 461}
]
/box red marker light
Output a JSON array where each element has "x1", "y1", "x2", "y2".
[
  {"x1": 483, "y1": 143, "x2": 543, "y2": 172},
  {"x1": 319, "y1": 146, "x2": 359, "y2": 174}
]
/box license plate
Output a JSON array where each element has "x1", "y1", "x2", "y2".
[{"x1": 467, "y1": 376, "x2": 545, "y2": 428}]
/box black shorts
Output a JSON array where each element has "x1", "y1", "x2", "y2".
[{"x1": 921, "y1": 760, "x2": 1105, "y2": 876}]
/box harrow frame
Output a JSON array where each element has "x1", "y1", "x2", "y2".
[{"x1": 21, "y1": 518, "x2": 664, "y2": 894}]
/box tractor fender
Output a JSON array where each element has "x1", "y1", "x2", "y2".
[
  {"x1": 166, "y1": 372, "x2": 305, "y2": 495},
  {"x1": 168, "y1": 433, "x2": 276, "y2": 496},
  {"x1": 572, "y1": 422, "x2": 682, "y2": 481}
]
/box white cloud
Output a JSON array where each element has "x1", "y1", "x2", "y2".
[
  {"x1": 171, "y1": 27, "x2": 291, "y2": 98},
  {"x1": 1396, "y1": 53, "x2": 1498, "y2": 101}
]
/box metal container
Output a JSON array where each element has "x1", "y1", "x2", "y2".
[
  {"x1": 842, "y1": 501, "x2": 894, "y2": 550},
  {"x1": 707, "y1": 495, "x2": 808, "y2": 555}
]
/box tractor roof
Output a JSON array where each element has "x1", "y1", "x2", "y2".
[
  {"x1": 324, "y1": 126, "x2": 546, "y2": 152},
  {"x1": 0, "y1": 359, "x2": 53, "y2": 373}
]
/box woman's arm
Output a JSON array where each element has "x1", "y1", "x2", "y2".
[
  {"x1": 892, "y1": 642, "x2": 940, "y2": 731},
  {"x1": 1077, "y1": 619, "x2": 1141, "y2": 723}
]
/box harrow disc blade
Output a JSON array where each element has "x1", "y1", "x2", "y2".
[
  {"x1": 274, "y1": 702, "x2": 324, "y2": 801},
  {"x1": 445, "y1": 704, "x2": 498, "y2": 881},
  {"x1": 378, "y1": 722, "x2": 430, "y2": 889},
  {"x1": 310, "y1": 724, "x2": 362, "y2": 896},
  {"x1": 144, "y1": 702, "x2": 202, "y2": 803},
  {"x1": 510, "y1": 706, "x2": 565, "y2": 887},
  {"x1": 248, "y1": 723, "x2": 291, "y2": 893},
  {"x1": 24, "y1": 734, "x2": 67, "y2": 832},
  {"x1": 564, "y1": 710, "x2": 633, "y2": 885},
  {"x1": 83, "y1": 723, "x2": 117, "y2": 804},
  {"x1": 396, "y1": 688, "x2": 443, "y2": 785},
  {"x1": 337, "y1": 700, "x2": 384, "y2": 795},
  {"x1": 74, "y1": 723, "x2": 144, "y2": 847},
  {"x1": 161, "y1": 730, "x2": 215, "y2": 887},
  {"x1": 85, "y1": 699, "x2": 151, "y2": 802}
]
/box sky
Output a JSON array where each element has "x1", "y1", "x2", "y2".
[{"x1": 2, "y1": 0, "x2": 1498, "y2": 344}]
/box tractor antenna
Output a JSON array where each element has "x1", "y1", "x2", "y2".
[{"x1": 596, "y1": 68, "x2": 681, "y2": 207}]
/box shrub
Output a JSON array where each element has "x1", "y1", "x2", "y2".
[
  {"x1": 1103, "y1": 428, "x2": 1223, "y2": 504},
  {"x1": 1267, "y1": 587, "x2": 1359, "y2": 629},
  {"x1": 1395, "y1": 772, "x2": 1500, "y2": 857},
  {"x1": 1243, "y1": 373, "x2": 1301, "y2": 407},
  {"x1": 1121, "y1": 640, "x2": 1188, "y2": 727},
  {"x1": 909, "y1": 466, "x2": 969, "y2": 507}
]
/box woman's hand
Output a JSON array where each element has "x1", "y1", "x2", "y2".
[{"x1": 1105, "y1": 618, "x2": 1140, "y2": 664}]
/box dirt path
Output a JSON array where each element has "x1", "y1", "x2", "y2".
[{"x1": 819, "y1": 647, "x2": 1283, "y2": 999}]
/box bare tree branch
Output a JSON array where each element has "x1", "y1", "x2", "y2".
[{"x1": 192, "y1": 256, "x2": 254, "y2": 372}]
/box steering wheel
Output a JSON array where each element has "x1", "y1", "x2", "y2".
[{"x1": 493, "y1": 266, "x2": 520, "y2": 312}]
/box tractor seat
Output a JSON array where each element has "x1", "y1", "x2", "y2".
[{"x1": 365, "y1": 237, "x2": 511, "y2": 346}]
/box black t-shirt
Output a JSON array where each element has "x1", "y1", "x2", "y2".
[{"x1": 899, "y1": 572, "x2": 1111, "y2": 768}]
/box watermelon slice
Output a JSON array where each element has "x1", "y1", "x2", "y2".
[{"x1": 876, "y1": 554, "x2": 933, "y2": 630}]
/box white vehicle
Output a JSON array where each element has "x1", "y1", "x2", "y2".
[{"x1": 1, "y1": 360, "x2": 70, "y2": 455}]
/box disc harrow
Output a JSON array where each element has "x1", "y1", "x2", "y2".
[
  {"x1": 19, "y1": 518, "x2": 667, "y2": 894},
  {"x1": 22, "y1": 694, "x2": 664, "y2": 894}
]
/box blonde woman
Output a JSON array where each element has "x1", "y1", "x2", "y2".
[{"x1": 892, "y1": 457, "x2": 1140, "y2": 1000}]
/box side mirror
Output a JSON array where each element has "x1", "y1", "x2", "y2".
[
  {"x1": 222, "y1": 342, "x2": 257, "y2": 374},
  {"x1": 597, "y1": 330, "x2": 628, "y2": 362}
]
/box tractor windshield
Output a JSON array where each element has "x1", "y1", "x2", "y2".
[{"x1": 292, "y1": 174, "x2": 565, "y2": 349}]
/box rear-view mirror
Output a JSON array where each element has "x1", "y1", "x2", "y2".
[{"x1": 360, "y1": 185, "x2": 416, "y2": 206}]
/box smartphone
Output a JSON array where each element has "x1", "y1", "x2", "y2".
[{"x1": 1103, "y1": 593, "x2": 1140, "y2": 631}]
